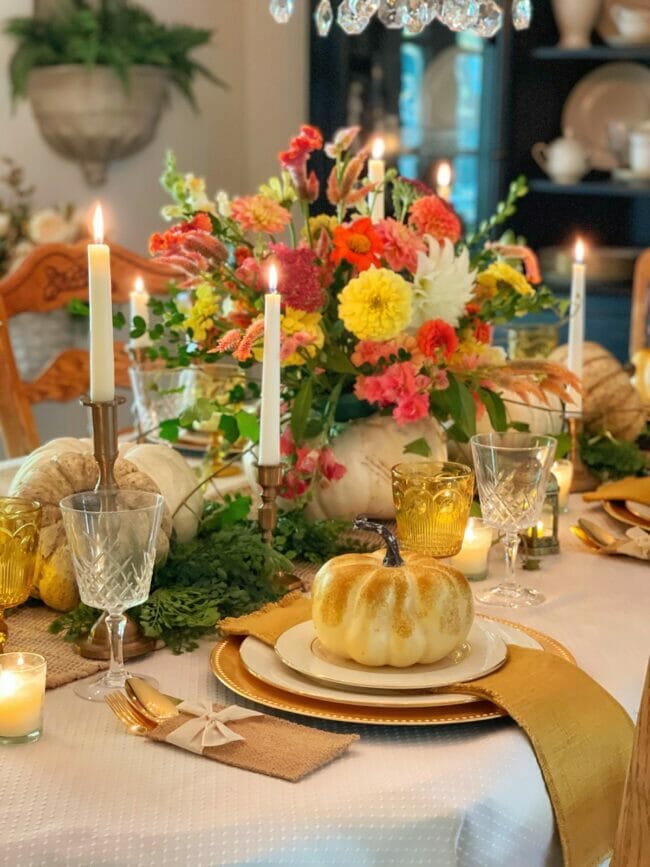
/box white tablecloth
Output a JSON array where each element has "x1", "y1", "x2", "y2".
[{"x1": 2, "y1": 491, "x2": 648, "y2": 867}]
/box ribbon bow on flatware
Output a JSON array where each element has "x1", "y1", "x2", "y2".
[{"x1": 166, "y1": 701, "x2": 263, "y2": 755}]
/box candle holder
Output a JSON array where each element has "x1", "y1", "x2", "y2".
[
  {"x1": 77, "y1": 394, "x2": 156, "y2": 660},
  {"x1": 256, "y1": 463, "x2": 283, "y2": 545},
  {"x1": 522, "y1": 475, "x2": 560, "y2": 557},
  {"x1": 567, "y1": 415, "x2": 598, "y2": 493}
]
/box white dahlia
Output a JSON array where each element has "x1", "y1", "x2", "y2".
[{"x1": 411, "y1": 237, "x2": 477, "y2": 329}]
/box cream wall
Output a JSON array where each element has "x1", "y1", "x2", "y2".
[{"x1": 0, "y1": 0, "x2": 309, "y2": 455}]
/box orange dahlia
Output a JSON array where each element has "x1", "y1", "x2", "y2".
[
  {"x1": 331, "y1": 217, "x2": 383, "y2": 271},
  {"x1": 230, "y1": 195, "x2": 291, "y2": 235},
  {"x1": 408, "y1": 195, "x2": 462, "y2": 243}
]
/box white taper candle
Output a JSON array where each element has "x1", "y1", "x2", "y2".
[
  {"x1": 566, "y1": 238, "x2": 586, "y2": 414},
  {"x1": 259, "y1": 264, "x2": 281, "y2": 465},
  {"x1": 368, "y1": 137, "x2": 385, "y2": 224},
  {"x1": 88, "y1": 205, "x2": 115, "y2": 402}
]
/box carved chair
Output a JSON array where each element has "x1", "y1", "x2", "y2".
[
  {"x1": 612, "y1": 660, "x2": 650, "y2": 867},
  {"x1": 629, "y1": 249, "x2": 650, "y2": 358},
  {"x1": 0, "y1": 242, "x2": 172, "y2": 457}
]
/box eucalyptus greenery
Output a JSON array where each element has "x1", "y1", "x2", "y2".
[{"x1": 6, "y1": 0, "x2": 223, "y2": 106}]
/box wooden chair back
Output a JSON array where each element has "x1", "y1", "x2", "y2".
[
  {"x1": 0, "y1": 241, "x2": 172, "y2": 457},
  {"x1": 629, "y1": 249, "x2": 650, "y2": 358},
  {"x1": 612, "y1": 660, "x2": 650, "y2": 867}
]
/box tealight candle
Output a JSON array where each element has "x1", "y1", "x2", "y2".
[
  {"x1": 551, "y1": 459, "x2": 574, "y2": 513},
  {"x1": 450, "y1": 518, "x2": 492, "y2": 582},
  {"x1": 0, "y1": 653, "x2": 46, "y2": 744}
]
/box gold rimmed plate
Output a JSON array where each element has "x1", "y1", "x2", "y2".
[
  {"x1": 274, "y1": 620, "x2": 507, "y2": 692},
  {"x1": 603, "y1": 500, "x2": 650, "y2": 531},
  {"x1": 210, "y1": 617, "x2": 575, "y2": 726}
]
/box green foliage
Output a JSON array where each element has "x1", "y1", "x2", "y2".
[
  {"x1": 579, "y1": 433, "x2": 649, "y2": 482},
  {"x1": 49, "y1": 602, "x2": 100, "y2": 641},
  {"x1": 6, "y1": 0, "x2": 222, "y2": 106},
  {"x1": 273, "y1": 509, "x2": 376, "y2": 565},
  {"x1": 403, "y1": 437, "x2": 432, "y2": 458},
  {"x1": 467, "y1": 176, "x2": 529, "y2": 254}
]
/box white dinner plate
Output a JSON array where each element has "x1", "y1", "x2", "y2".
[
  {"x1": 240, "y1": 618, "x2": 540, "y2": 709},
  {"x1": 274, "y1": 620, "x2": 507, "y2": 692},
  {"x1": 625, "y1": 500, "x2": 650, "y2": 521},
  {"x1": 562, "y1": 63, "x2": 650, "y2": 170}
]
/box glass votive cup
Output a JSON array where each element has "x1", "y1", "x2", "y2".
[
  {"x1": 551, "y1": 459, "x2": 574, "y2": 513},
  {"x1": 0, "y1": 653, "x2": 47, "y2": 745},
  {"x1": 392, "y1": 461, "x2": 474, "y2": 558},
  {"x1": 450, "y1": 518, "x2": 493, "y2": 581}
]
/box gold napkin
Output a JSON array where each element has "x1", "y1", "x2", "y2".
[
  {"x1": 220, "y1": 595, "x2": 634, "y2": 867},
  {"x1": 583, "y1": 476, "x2": 650, "y2": 507},
  {"x1": 146, "y1": 699, "x2": 358, "y2": 782}
]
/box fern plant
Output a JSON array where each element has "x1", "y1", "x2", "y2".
[{"x1": 6, "y1": 0, "x2": 223, "y2": 107}]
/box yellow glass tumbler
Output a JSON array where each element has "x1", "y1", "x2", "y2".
[
  {"x1": 392, "y1": 462, "x2": 474, "y2": 557},
  {"x1": 0, "y1": 498, "x2": 42, "y2": 651}
]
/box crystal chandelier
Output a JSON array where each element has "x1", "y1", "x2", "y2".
[{"x1": 269, "y1": 1, "x2": 532, "y2": 38}]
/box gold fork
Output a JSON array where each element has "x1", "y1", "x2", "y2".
[{"x1": 105, "y1": 692, "x2": 156, "y2": 737}]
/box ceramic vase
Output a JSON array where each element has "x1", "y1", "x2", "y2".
[{"x1": 551, "y1": 0, "x2": 603, "y2": 49}]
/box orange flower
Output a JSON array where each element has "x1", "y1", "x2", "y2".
[
  {"x1": 331, "y1": 217, "x2": 383, "y2": 271},
  {"x1": 417, "y1": 319, "x2": 459, "y2": 360},
  {"x1": 230, "y1": 195, "x2": 291, "y2": 235},
  {"x1": 409, "y1": 195, "x2": 462, "y2": 243}
]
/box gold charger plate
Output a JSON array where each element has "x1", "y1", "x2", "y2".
[
  {"x1": 603, "y1": 500, "x2": 650, "y2": 531},
  {"x1": 210, "y1": 617, "x2": 575, "y2": 727}
]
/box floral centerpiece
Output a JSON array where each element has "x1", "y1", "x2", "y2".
[{"x1": 143, "y1": 125, "x2": 576, "y2": 517}]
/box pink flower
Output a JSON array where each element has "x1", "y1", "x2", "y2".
[
  {"x1": 282, "y1": 469, "x2": 310, "y2": 500},
  {"x1": 295, "y1": 447, "x2": 318, "y2": 475},
  {"x1": 354, "y1": 361, "x2": 431, "y2": 409},
  {"x1": 393, "y1": 393, "x2": 430, "y2": 425},
  {"x1": 281, "y1": 330, "x2": 317, "y2": 362},
  {"x1": 230, "y1": 195, "x2": 291, "y2": 235},
  {"x1": 375, "y1": 218, "x2": 425, "y2": 274},
  {"x1": 235, "y1": 256, "x2": 264, "y2": 293},
  {"x1": 233, "y1": 319, "x2": 265, "y2": 362},
  {"x1": 351, "y1": 339, "x2": 399, "y2": 367},
  {"x1": 280, "y1": 428, "x2": 295, "y2": 457},
  {"x1": 318, "y1": 448, "x2": 346, "y2": 482},
  {"x1": 431, "y1": 369, "x2": 449, "y2": 390},
  {"x1": 214, "y1": 329, "x2": 242, "y2": 353},
  {"x1": 269, "y1": 244, "x2": 325, "y2": 312},
  {"x1": 279, "y1": 125, "x2": 323, "y2": 203},
  {"x1": 324, "y1": 126, "x2": 361, "y2": 158}
]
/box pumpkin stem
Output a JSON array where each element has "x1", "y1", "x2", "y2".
[{"x1": 353, "y1": 516, "x2": 404, "y2": 567}]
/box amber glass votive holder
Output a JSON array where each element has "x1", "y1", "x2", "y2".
[
  {"x1": 0, "y1": 652, "x2": 47, "y2": 744},
  {"x1": 0, "y1": 497, "x2": 42, "y2": 651},
  {"x1": 392, "y1": 461, "x2": 474, "y2": 558}
]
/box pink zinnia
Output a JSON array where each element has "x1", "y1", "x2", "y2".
[
  {"x1": 393, "y1": 393, "x2": 430, "y2": 425},
  {"x1": 269, "y1": 243, "x2": 325, "y2": 312},
  {"x1": 351, "y1": 339, "x2": 399, "y2": 368},
  {"x1": 374, "y1": 218, "x2": 425, "y2": 274},
  {"x1": 230, "y1": 195, "x2": 291, "y2": 235}
]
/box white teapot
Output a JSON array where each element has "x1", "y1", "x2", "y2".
[{"x1": 532, "y1": 137, "x2": 590, "y2": 184}]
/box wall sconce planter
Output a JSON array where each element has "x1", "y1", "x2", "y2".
[{"x1": 26, "y1": 65, "x2": 169, "y2": 186}]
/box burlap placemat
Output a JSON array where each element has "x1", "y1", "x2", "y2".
[{"x1": 5, "y1": 607, "x2": 108, "y2": 690}]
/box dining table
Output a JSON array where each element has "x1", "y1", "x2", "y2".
[{"x1": 1, "y1": 452, "x2": 647, "y2": 867}]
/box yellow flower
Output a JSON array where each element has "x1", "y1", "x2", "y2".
[
  {"x1": 476, "y1": 262, "x2": 534, "y2": 298},
  {"x1": 258, "y1": 172, "x2": 297, "y2": 207},
  {"x1": 338, "y1": 267, "x2": 413, "y2": 341},
  {"x1": 183, "y1": 283, "x2": 219, "y2": 342},
  {"x1": 281, "y1": 307, "x2": 324, "y2": 366},
  {"x1": 304, "y1": 214, "x2": 338, "y2": 241}
]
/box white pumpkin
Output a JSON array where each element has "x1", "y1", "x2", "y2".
[
  {"x1": 311, "y1": 523, "x2": 473, "y2": 668},
  {"x1": 550, "y1": 342, "x2": 646, "y2": 441},
  {"x1": 307, "y1": 415, "x2": 448, "y2": 520}
]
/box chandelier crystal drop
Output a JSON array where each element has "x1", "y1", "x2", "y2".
[{"x1": 269, "y1": 0, "x2": 532, "y2": 36}]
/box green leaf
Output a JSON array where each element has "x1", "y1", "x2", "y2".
[
  {"x1": 322, "y1": 345, "x2": 358, "y2": 375},
  {"x1": 235, "y1": 409, "x2": 259, "y2": 442},
  {"x1": 477, "y1": 388, "x2": 507, "y2": 432},
  {"x1": 218, "y1": 413, "x2": 239, "y2": 444},
  {"x1": 290, "y1": 378, "x2": 313, "y2": 444},
  {"x1": 403, "y1": 437, "x2": 432, "y2": 457},
  {"x1": 509, "y1": 421, "x2": 530, "y2": 432},
  {"x1": 158, "y1": 418, "x2": 180, "y2": 443},
  {"x1": 67, "y1": 298, "x2": 89, "y2": 318},
  {"x1": 112, "y1": 311, "x2": 125, "y2": 330},
  {"x1": 553, "y1": 432, "x2": 572, "y2": 460}
]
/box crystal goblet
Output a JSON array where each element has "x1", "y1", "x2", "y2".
[
  {"x1": 59, "y1": 490, "x2": 164, "y2": 701},
  {"x1": 470, "y1": 432, "x2": 556, "y2": 607},
  {"x1": 0, "y1": 497, "x2": 42, "y2": 651}
]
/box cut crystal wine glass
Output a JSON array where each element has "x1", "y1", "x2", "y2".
[
  {"x1": 470, "y1": 432, "x2": 556, "y2": 607},
  {"x1": 59, "y1": 490, "x2": 164, "y2": 701}
]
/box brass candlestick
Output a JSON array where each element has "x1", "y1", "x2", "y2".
[
  {"x1": 77, "y1": 394, "x2": 156, "y2": 660},
  {"x1": 567, "y1": 415, "x2": 598, "y2": 493},
  {"x1": 256, "y1": 463, "x2": 283, "y2": 545}
]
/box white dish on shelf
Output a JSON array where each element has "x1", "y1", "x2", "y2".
[
  {"x1": 239, "y1": 618, "x2": 541, "y2": 709},
  {"x1": 274, "y1": 620, "x2": 507, "y2": 692},
  {"x1": 562, "y1": 63, "x2": 650, "y2": 170},
  {"x1": 604, "y1": 34, "x2": 650, "y2": 47}
]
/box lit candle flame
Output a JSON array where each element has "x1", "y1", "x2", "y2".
[
  {"x1": 0, "y1": 670, "x2": 18, "y2": 698},
  {"x1": 268, "y1": 264, "x2": 278, "y2": 293},
  {"x1": 436, "y1": 160, "x2": 452, "y2": 189},
  {"x1": 371, "y1": 137, "x2": 385, "y2": 160},
  {"x1": 93, "y1": 204, "x2": 104, "y2": 244},
  {"x1": 537, "y1": 521, "x2": 544, "y2": 534},
  {"x1": 465, "y1": 522, "x2": 476, "y2": 543},
  {"x1": 574, "y1": 237, "x2": 585, "y2": 264},
  {"x1": 134, "y1": 276, "x2": 144, "y2": 294}
]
